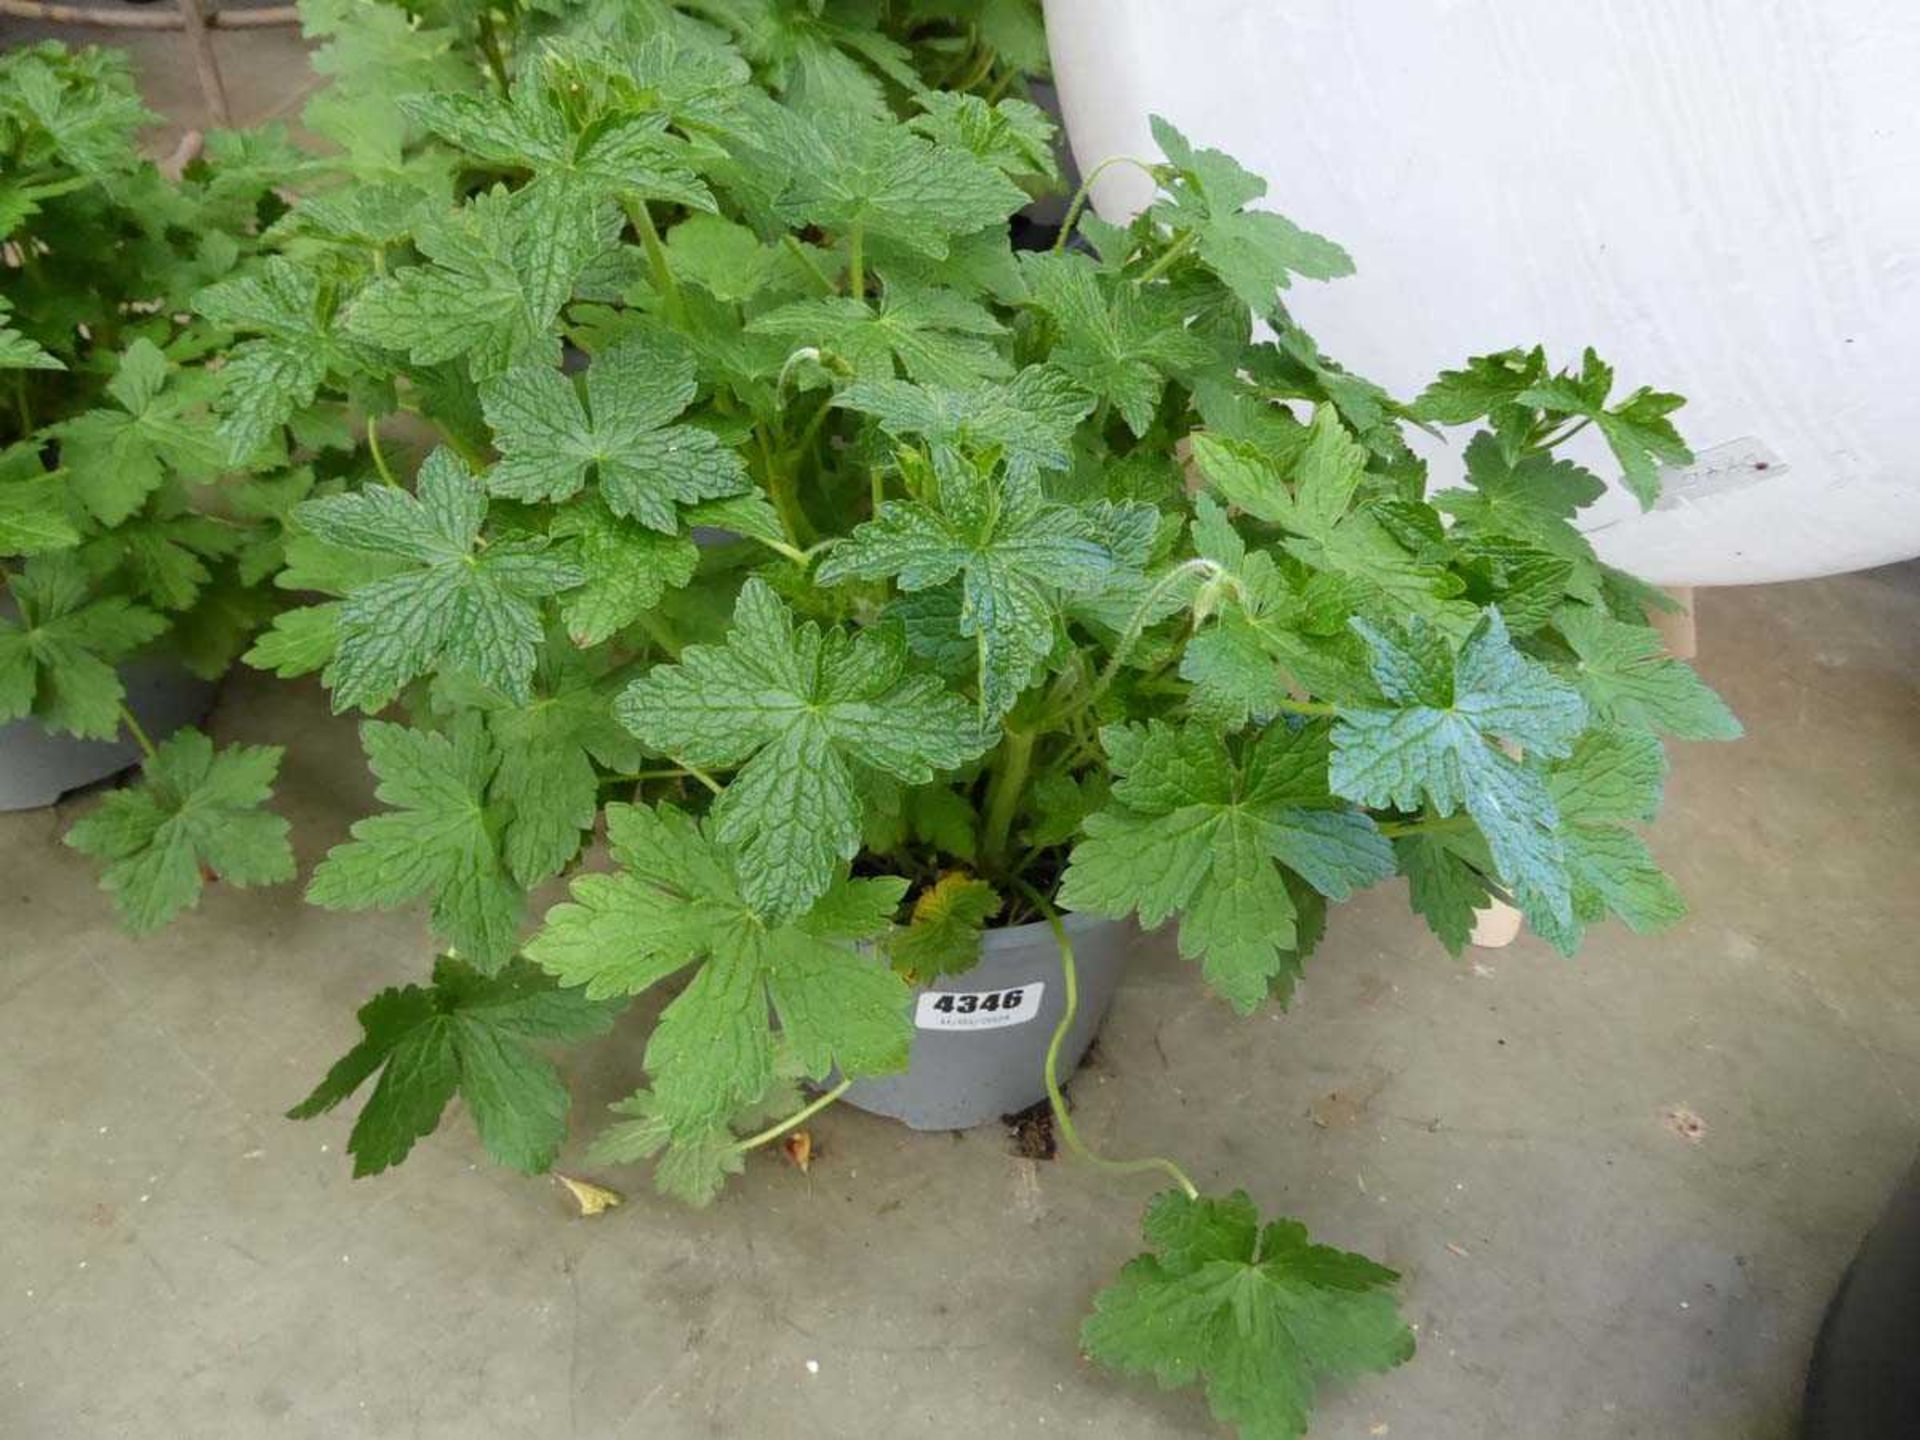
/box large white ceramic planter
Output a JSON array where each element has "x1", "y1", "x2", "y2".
[{"x1": 1045, "y1": 0, "x2": 1920, "y2": 586}]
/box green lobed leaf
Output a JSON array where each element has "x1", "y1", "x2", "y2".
[
  {"x1": 818, "y1": 451, "x2": 1154, "y2": 718},
  {"x1": 888, "y1": 872, "x2": 999, "y2": 982},
  {"x1": 293, "y1": 448, "x2": 583, "y2": 711},
  {"x1": 0, "y1": 456, "x2": 81, "y2": 557},
  {"x1": 447, "y1": 643, "x2": 643, "y2": 887},
  {"x1": 776, "y1": 111, "x2": 1026, "y2": 258},
  {"x1": 346, "y1": 187, "x2": 600, "y2": 381},
  {"x1": 547, "y1": 495, "x2": 700, "y2": 647},
  {"x1": 195, "y1": 258, "x2": 346, "y2": 462},
  {"x1": 1192, "y1": 410, "x2": 1467, "y2": 627},
  {"x1": 525, "y1": 801, "x2": 912, "y2": 1193},
  {"x1": 53, "y1": 339, "x2": 224, "y2": 525},
  {"x1": 288, "y1": 956, "x2": 616, "y2": 1177},
  {"x1": 1522, "y1": 725, "x2": 1687, "y2": 954},
  {"x1": 617, "y1": 579, "x2": 988, "y2": 919},
  {"x1": 1396, "y1": 833, "x2": 1492, "y2": 957},
  {"x1": 479, "y1": 332, "x2": 750, "y2": 526},
  {"x1": 1515, "y1": 347, "x2": 1691, "y2": 508},
  {"x1": 1059, "y1": 720, "x2": 1393, "y2": 1012},
  {"x1": 1084, "y1": 1189, "x2": 1414, "y2": 1440},
  {"x1": 0, "y1": 553, "x2": 166, "y2": 739},
  {"x1": 1556, "y1": 605, "x2": 1741, "y2": 741},
  {"x1": 1329, "y1": 610, "x2": 1588, "y2": 925},
  {"x1": 1019, "y1": 249, "x2": 1213, "y2": 436},
  {"x1": 908, "y1": 91, "x2": 1059, "y2": 185},
  {"x1": 748, "y1": 285, "x2": 1011, "y2": 388},
  {"x1": 1410, "y1": 348, "x2": 1546, "y2": 426},
  {"x1": 1148, "y1": 115, "x2": 1354, "y2": 316},
  {"x1": 64, "y1": 727, "x2": 293, "y2": 933},
  {"x1": 835, "y1": 363, "x2": 1095, "y2": 482},
  {"x1": 305, "y1": 715, "x2": 524, "y2": 971}
]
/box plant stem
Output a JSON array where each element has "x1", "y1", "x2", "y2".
[
  {"x1": 626, "y1": 198, "x2": 683, "y2": 321},
  {"x1": 980, "y1": 727, "x2": 1034, "y2": 868},
  {"x1": 634, "y1": 609, "x2": 682, "y2": 660},
  {"x1": 599, "y1": 766, "x2": 711, "y2": 785},
  {"x1": 1083, "y1": 557, "x2": 1223, "y2": 709},
  {"x1": 1376, "y1": 813, "x2": 1472, "y2": 839},
  {"x1": 952, "y1": 43, "x2": 998, "y2": 95},
  {"x1": 1534, "y1": 415, "x2": 1594, "y2": 452},
  {"x1": 117, "y1": 703, "x2": 157, "y2": 762},
  {"x1": 781, "y1": 234, "x2": 836, "y2": 295},
  {"x1": 764, "y1": 449, "x2": 814, "y2": 550},
  {"x1": 846, "y1": 224, "x2": 864, "y2": 302},
  {"x1": 1053, "y1": 155, "x2": 1159, "y2": 255},
  {"x1": 1272, "y1": 695, "x2": 1337, "y2": 718},
  {"x1": 1015, "y1": 880, "x2": 1199, "y2": 1200},
  {"x1": 674, "y1": 760, "x2": 723, "y2": 795},
  {"x1": 366, "y1": 417, "x2": 399, "y2": 488},
  {"x1": 734, "y1": 1078, "x2": 852, "y2": 1153},
  {"x1": 475, "y1": 10, "x2": 510, "y2": 97},
  {"x1": 1134, "y1": 229, "x2": 1197, "y2": 286}
]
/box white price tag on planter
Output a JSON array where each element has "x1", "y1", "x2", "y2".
[{"x1": 915, "y1": 983, "x2": 1044, "y2": 1031}]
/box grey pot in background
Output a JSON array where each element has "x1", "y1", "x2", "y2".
[
  {"x1": 842, "y1": 912, "x2": 1129, "y2": 1131},
  {"x1": 0, "y1": 658, "x2": 216, "y2": 811}
]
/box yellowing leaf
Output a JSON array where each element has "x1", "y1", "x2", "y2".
[{"x1": 555, "y1": 1173, "x2": 625, "y2": 1217}]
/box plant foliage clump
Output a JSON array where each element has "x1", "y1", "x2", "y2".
[{"x1": 5, "y1": 8, "x2": 1738, "y2": 1438}]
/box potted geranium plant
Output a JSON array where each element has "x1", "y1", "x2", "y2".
[
  {"x1": 44, "y1": 5, "x2": 1738, "y2": 1435},
  {"x1": 0, "y1": 42, "x2": 331, "y2": 923}
]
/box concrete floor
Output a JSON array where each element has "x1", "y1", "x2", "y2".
[
  {"x1": 3, "y1": 559, "x2": 1917, "y2": 1440},
  {"x1": 7, "y1": 21, "x2": 1920, "y2": 1438}
]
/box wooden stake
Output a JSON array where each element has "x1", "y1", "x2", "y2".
[
  {"x1": 174, "y1": 0, "x2": 231, "y2": 128},
  {"x1": 1650, "y1": 585, "x2": 1697, "y2": 659},
  {"x1": 0, "y1": 0, "x2": 297, "y2": 26}
]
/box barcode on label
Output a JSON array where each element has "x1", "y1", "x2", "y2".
[{"x1": 914, "y1": 982, "x2": 1045, "y2": 1031}]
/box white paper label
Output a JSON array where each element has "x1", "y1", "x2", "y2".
[
  {"x1": 1654, "y1": 437, "x2": 1789, "y2": 510},
  {"x1": 914, "y1": 982, "x2": 1045, "y2": 1031}
]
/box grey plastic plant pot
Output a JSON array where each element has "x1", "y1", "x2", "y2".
[
  {"x1": 841, "y1": 912, "x2": 1130, "y2": 1132},
  {"x1": 0, "y1": 658, "x2": 216, "y2": 811}
]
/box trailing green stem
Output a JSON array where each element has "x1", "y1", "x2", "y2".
[
  {"x1": 117, "y1": 703, "x2": 157, "y2": 762},
  {"x1": 734, "y1": 1078, "x2": 851, "y2": 1153},
  {"x1": 1015, "y1": 879, "x2": 1199, "y2": 1200}
]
